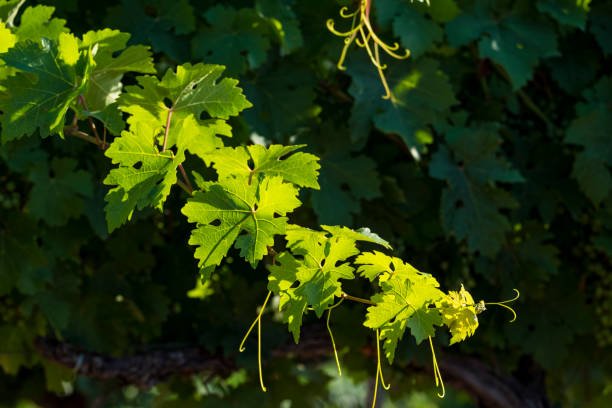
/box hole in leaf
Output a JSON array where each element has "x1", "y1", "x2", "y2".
[
  {"x1": 199, "y1": 111, "x2": 211, "y2": 121},
  {"x1": 209, "y1": 219, "x2": 221, "y2": 227},
  {"x1": 133, "y1": 161, "x2": 143, "y2": 170},
  {"x1": 247, "y1": 158, "x2": 255, "y2": 170},
  {"x1": 389, "y1": 262, "x2": 395, "y2": 272},
  {"x1": 163, "y1": 98, "x2": 173, "y2": 109},
  {"x1": 290, "y1": 281, "x2": 300, "y2": 289},
  {"x1": 320, "y1": 258, "x2": 326, "y2": 267},
  {"x1": 454, "y1": 200, "x2": 464, "y2": 209},
  {"x1": 253, "y1": 203, "x2": 259, "y2": 211}
]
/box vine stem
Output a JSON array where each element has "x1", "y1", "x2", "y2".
[
  {"x1": 341, "y1": 292, "x2": 375, "y2": 305},
  {"x1": 176, "y1": 180, "x2": 192, "y2": 195},
  {"x1": 63, "y1": 126, "x2": 106, "y2": 149},
  {"x1": 178, "y1": 164, "x2": 193, "y2": 194},
  {"x1": 492, "y1": 64, "x2": 553, "y2": 129},
  {"x1": 161, "y1": 109, "x2": 173, "y2": 152},
  {"x1": 78, "y1": 95, "x2": 104, "y2": 147},
  {"x1": 160, "y1": 107, "x2": 194, "y2": 194}
]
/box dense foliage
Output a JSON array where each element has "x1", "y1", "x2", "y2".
[{"x1": 0, "y1": 0, "x2": 610, "y2": 407}]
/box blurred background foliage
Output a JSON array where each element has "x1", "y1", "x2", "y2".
[{"x1": 0, "y1": 0, "x2": 611, "y2": 406}]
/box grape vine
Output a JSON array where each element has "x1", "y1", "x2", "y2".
[{"x1": 0, "y1": 1, "x2": 530, "y2": 406}]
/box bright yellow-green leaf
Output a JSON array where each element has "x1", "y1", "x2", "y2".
[{"x1": 182, "y1": 176, "x2": 300, "y2": 276}]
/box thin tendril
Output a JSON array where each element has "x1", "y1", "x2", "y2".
[
  {"x1": 374, "y1": 43, "x2": 394, "y2": 101},
  {"x1": 339, "y1": 6, "x2": 357, "y2": 18},
  {"x1": 326, "y1": 298, "x2": 345, "y2": 376},
  {"x1": 485, "y1": 289, "x2": 520, "y2": 322},
  {"x1": 326, "y1": 19, "x2": 362, "y2": 37},
  {"x1": 485, "y1": 302, "x2": 518, "y2": 322},
  {"x1": 257, "y1": 301, "x2": 266, "y2": 392},
  {"x1": 238, "y1": 291, "x2": 272, "y2": 392},
  {"x1": 327, "y1": 0, "x2": 411, "y2": 100},
  {"x1": 376, "y1": 329, "x2": 391, "y2": 390},
  {"x1": 428, "y1": 336, "x2": 445, "y2": 398},
  {"x1": 337, "y1": 31, "x2": 358, "y2": 70},
  {"x1": 371, "y1": 329, "x2": 380, "y2": 408}
]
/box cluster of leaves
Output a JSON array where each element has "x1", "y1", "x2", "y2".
[
  {"x1": 0, "y1": 0, "x2": 611, "y2": 406},
  {"x1": 0, "y1": 1, "x2": 499, "y2": 406}
]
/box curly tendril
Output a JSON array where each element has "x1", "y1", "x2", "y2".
[
  {"x1": 485, "y1": 288, "x2": 520, "y2": 323},
  {"x1": 326, "y1": 0, "x2": 411, "y2": 101}
]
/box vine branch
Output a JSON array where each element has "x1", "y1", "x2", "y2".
[{"x1": 34, "y1": 332, "x2": 550, "y2": 408}]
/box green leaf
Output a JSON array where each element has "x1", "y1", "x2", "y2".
[
  {"x1": 103, "y1": 122, "x2": 184, "y2": 232},
  {"x1": 363, "y1": 273, "x2": 444, "y2": 361},
  {"x1": 0, "y1": 324, "x2": 39, "y2": 374},
  {"x1": 590, "y1": 2, "x2": 612, "y2": 55},
  {"x1": 565, "y1": 77, "x2": 612, "y2": 205},
  {"x1": 430, "y1": 124, "x2": 523, "y2": 256},
  {"x1": 0, "y1": 21, "x2": 15, "y2": 52},
  {"x1": 0, "y1": 21, "x2": 15, "y2": 91},
  {"x1": 0, "y1": 36, "x2": 91, "y2": 142},
  {"x1": 14, "y1": 5, "x2": 67, "y2": 42},
  {"x1": 355, "y1": 251, "x2": 419, "y2": 282},
  {"x1": 182, "y1": 176, "x2": 300, "y2": 276},
  {"x1": 79, "y1": 29, "x2": 155, "y2": 133},
  {"x1": 547, "y1": 36, "x2": 599, "y2": 96},
  {"x1": 537, "y1": 0, "x2": 589, "y2": 30},
  {"x1": 346, "y1": 57, "x2": 387, "y2": 146},
  {"x1": 373, "y1": 59, "x2": 457, "y2": 151},
  {"x1": 0, "y1": 212, "x2": 46, "y2": 296},
  {"x1": 105, "y1": 0, "x2": 195, "y2": 60},
  {"x1": 356, "y1": 251, "x2": 444, "y2": 360},
  {"x1": 312, "y1": 152, "x2": 381, "y2": 226},
  {"x1": 393, "y1": 8, "x2": 443, "y2": 58},
  {"x1": 192, "y1": 5, "x2": 271, "y2": 76},
  {"x1": 256, "y1": 0, "x2": 304, "y2": 55},
  {"x1": 28, "y1": 158, "x2": 93, "y2": 226},
  {"x1": 35, "y1": 292, "x2": 71, "y2": 331},
  {"x1": 243, "y1": 63, "x2": 319, "y2": 141},
  {"x1": 42, "y1": 360, "x2": 74, "y2": 394},
  {"x1": 208, "y1": 144, "x2": 320, "y2": 189},
  {"x1": 321, "y1": 226, "x2": 392, "y2": 250},
  {"x1": 268, "y1": 225, "x2": 376, "y2": 340},
  {"x1": 447, "y1": 7, "x2": 558, "y2": 89},
  {"x1": 119, "y1": 63, "x2": 251, "y2": 157},
  {"x1": 406, "y1": 306, "x2": 443, "y2": 344},
  {"x1": 267, "y1": 251, "x2": 308, "y2": 341},
  {"x1": 436, "y1": 285, "x2": 480, "y2": 345}
]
